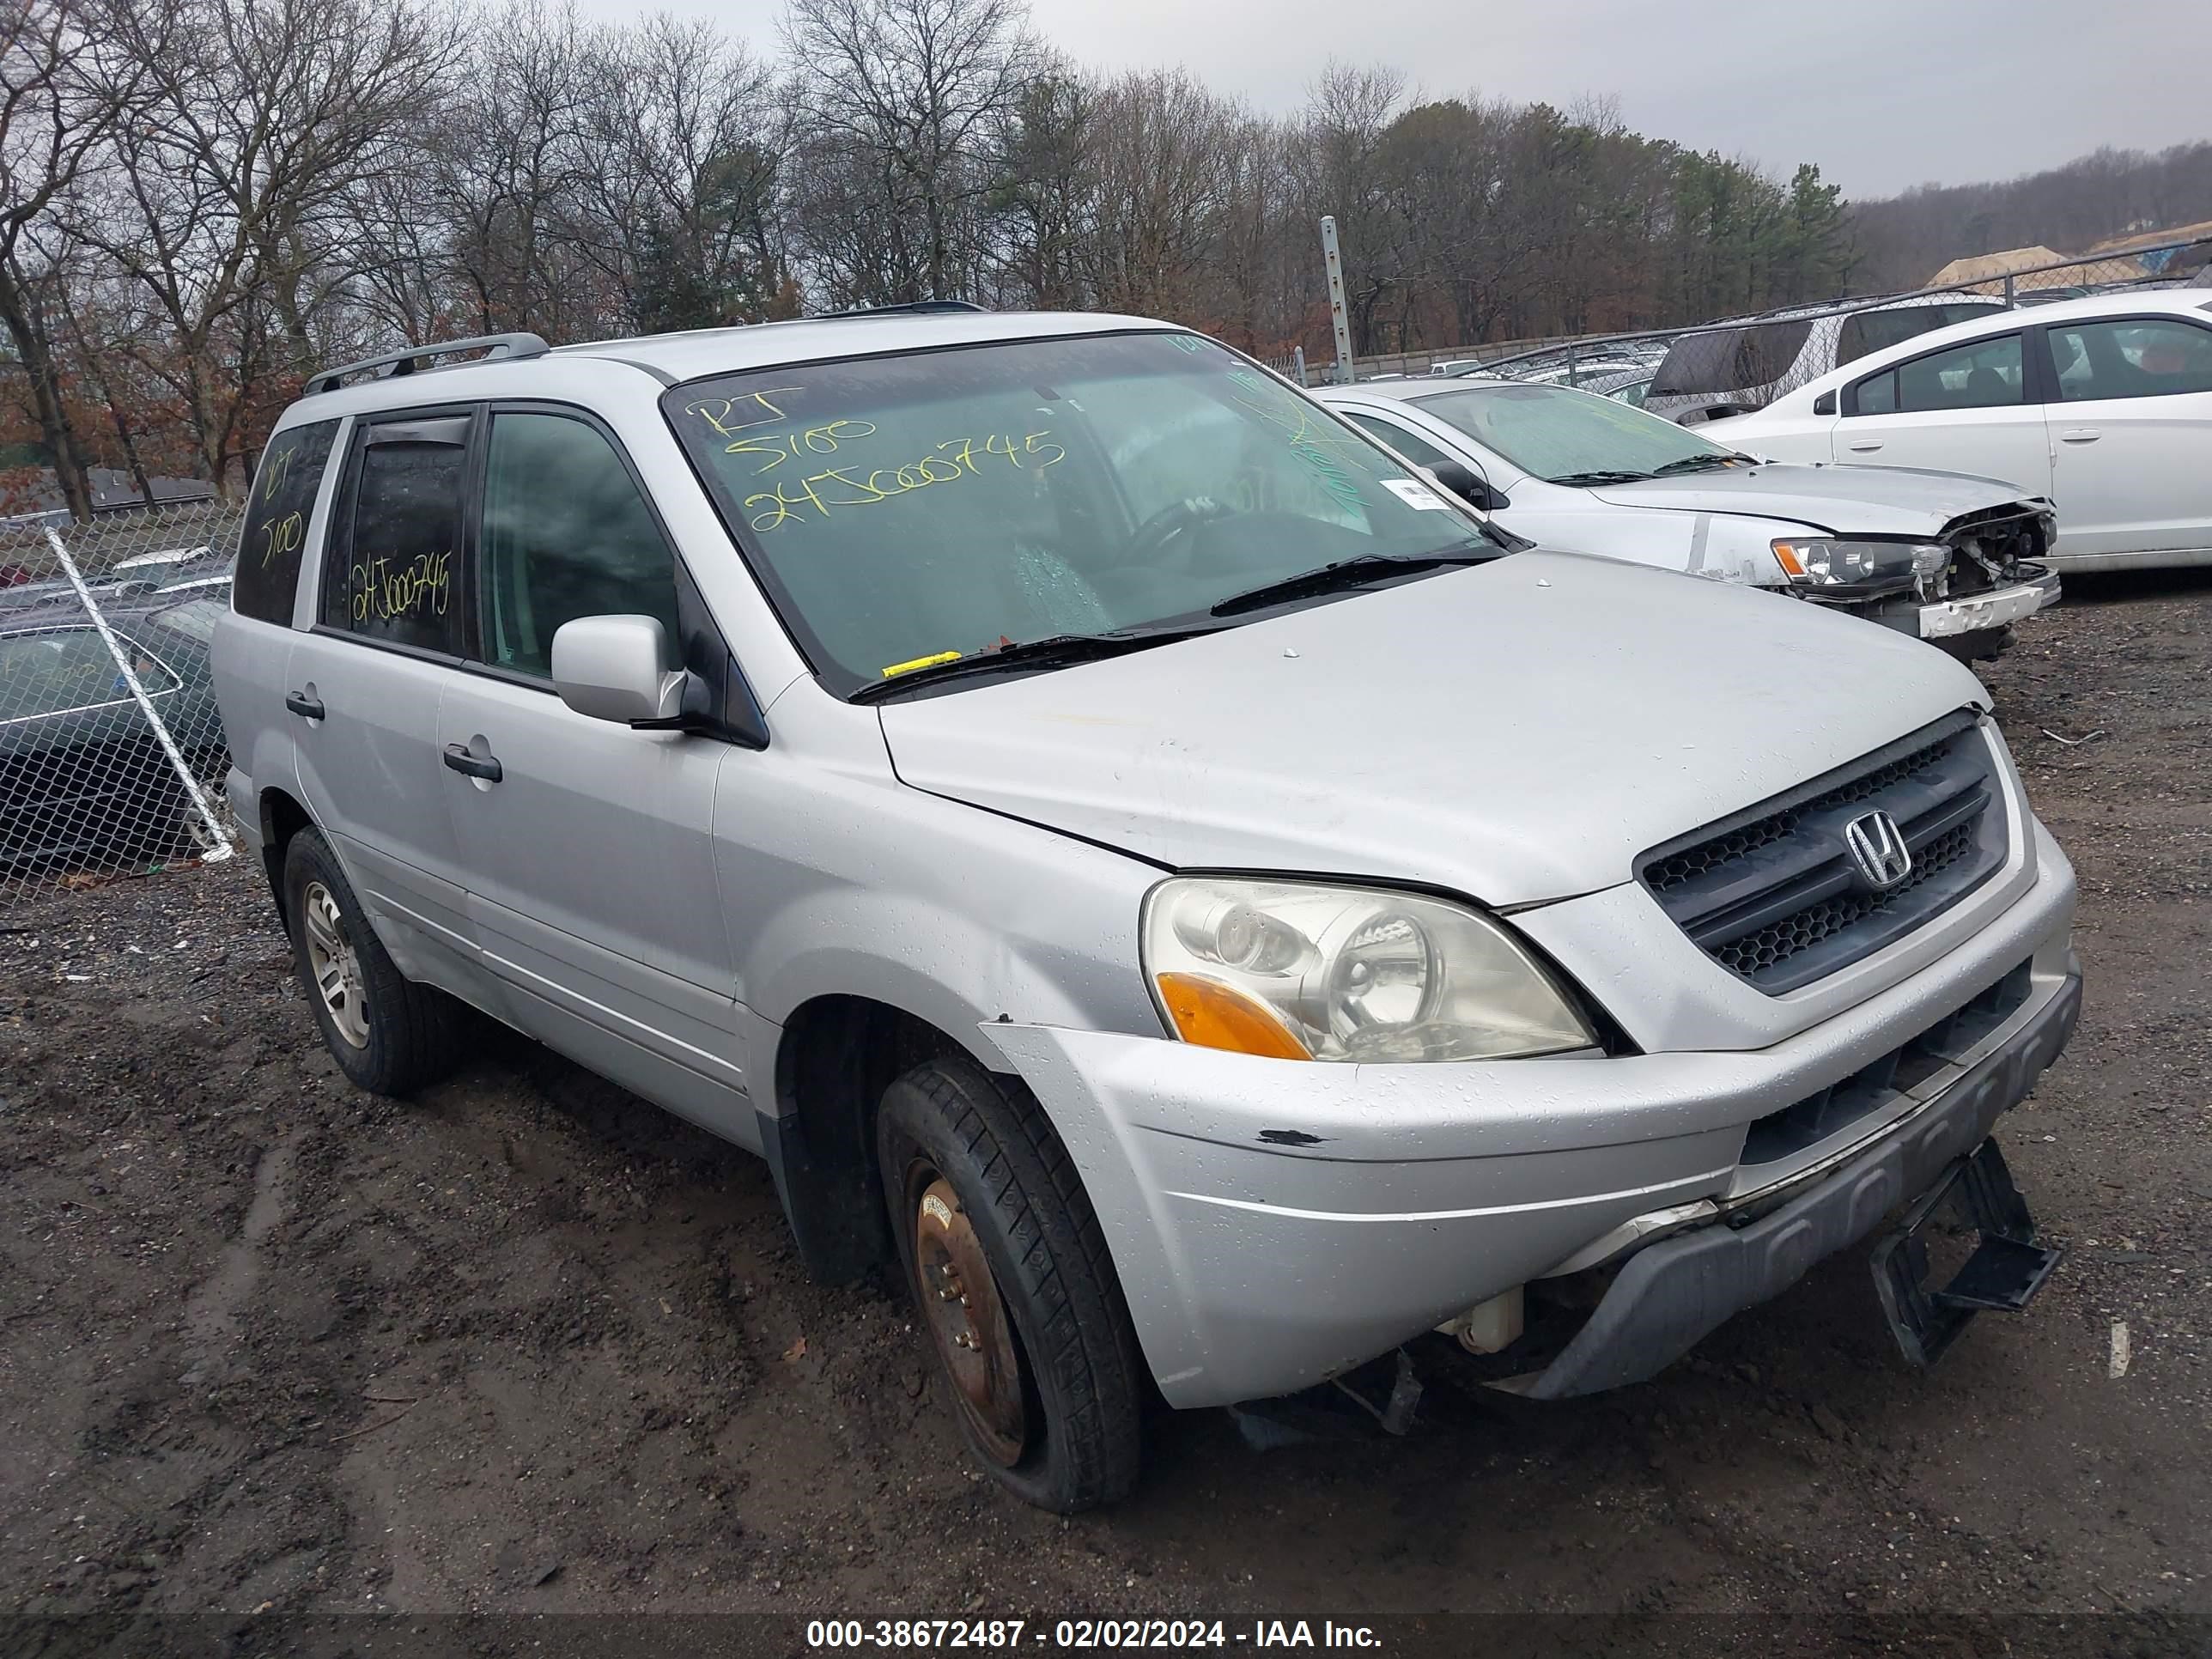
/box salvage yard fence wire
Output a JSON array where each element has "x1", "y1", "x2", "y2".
[
  {"x1": 0, "y1": 501, "x2": 246, "y2": 910},
  {"x1": 1270, "y1": 235, "x2": 2212, "y2": 386}
]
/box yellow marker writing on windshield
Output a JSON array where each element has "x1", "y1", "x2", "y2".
[{"x1": 881, "y1": 650, "x2": 962, "y2": 679}]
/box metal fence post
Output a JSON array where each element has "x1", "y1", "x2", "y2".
[
  {"x1": 1292, "y1": 345, "x2": 1307, "y2": 388},
  {"x1": 43, "y1": 524, "x2": 234, "y2": 862},
  {"x1": 1320, "y1": 216, "x2": 1355, "y2": 386}
]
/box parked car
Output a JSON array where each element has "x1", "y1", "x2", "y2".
[
  {"x1": 114, "y1": 542, "x2": 212, "y2": 573},
  {"x1": 153, "y1": 552, "x2": 236, "y2": 597},
  {"x1": 1314, "y1": 377, "x2": 2057, "y2": 659},
  {"x1": 1645, "y1": 293, "x2": 2010, "y2": 427},
  {"x1": 213, "y1": 312, "x2": 2081, "y2": 1511},
  {"x1": 1719, "y1": 291, "x2": 2212, "y2": 571},
  {"x1": 1569, "y1": 365, "x2": 1655, "y2": 406},
  {"x1": 1, "y1": 593, "x2": 229, "y2": 868}
]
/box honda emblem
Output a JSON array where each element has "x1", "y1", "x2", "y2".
[{"x1": 1844, "y1": 811, "x2": 1913, "y2": 890}]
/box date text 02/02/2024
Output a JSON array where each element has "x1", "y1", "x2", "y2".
[{"x1": 803, "y1": 1620, "x2": 1382, "y2": 1649}]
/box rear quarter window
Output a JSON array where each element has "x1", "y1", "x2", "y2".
[
  {"x1": 1651, "y1": 321, "x2": 1814, "y2": 396},
  {"x1": 234, "y1": 419, "x2": 339, "y2": 625}
]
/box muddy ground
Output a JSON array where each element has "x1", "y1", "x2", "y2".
[{"x1": 2, "y1": 572, "x2": 2208, "y2": 1656}]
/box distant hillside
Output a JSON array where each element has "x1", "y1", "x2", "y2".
[{"x1": 1847, "y1": 141, "x2": 2212, "y2": 293}]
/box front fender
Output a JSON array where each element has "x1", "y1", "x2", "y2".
[{"x1": 1510, "y1": 506, "x2": 1801, "y2": 588}]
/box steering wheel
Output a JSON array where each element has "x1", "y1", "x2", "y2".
[{"x1": 1127, "y1": 496, "x2": 1238, "y2": 569}]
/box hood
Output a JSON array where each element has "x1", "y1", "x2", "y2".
[
  {"x1": 1585, "y1": 461, "x2": 2027, "y2": 536},
  {"x1": 878, "y1": 551, "x2": 1990, "y2": 907}
]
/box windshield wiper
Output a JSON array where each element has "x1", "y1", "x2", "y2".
[
  {"x1": 850, "y1": 623, "x2": 1224, "y2": 702},
  {"x1": 1546, "y1": 469, "x2": 1653, "y2": 487},
  {"x1": 1208, "y1": 547, "x2": 1502, "y2": 618},
  {"x1": 1650, "y1": 453, "x2": 1749, "y2": 476}
]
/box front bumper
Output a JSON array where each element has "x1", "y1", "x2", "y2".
[
  {"x1": 1516, "y1": 957, "x2": 2079, "y2": 1398},
  {"x1": 1917, "y1": 567, "x2": 2060, "y2": 640},
  {"x1": 983, "y1": 842, "x2": 2076, "y2": 1410}
]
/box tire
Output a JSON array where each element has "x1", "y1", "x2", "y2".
[
  {"x1": 282, "y1": 827, "x2": 465, "y2": 1097},
  {"x1": 1931, "y1": 623, "x2": 2013, "y2": 664},
  {"x1": 877, "y1": 1055, "x2": 1145, "y2": 1511}
]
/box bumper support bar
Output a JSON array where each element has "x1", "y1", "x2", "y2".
[
  {"x1": 1870, "y1": 1137, "x2": 2062, "y2": 1367},
  {"x1": 1516, "y1": 963, "x2": 2080, "y2": 1400}
]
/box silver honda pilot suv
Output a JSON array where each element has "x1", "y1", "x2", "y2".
[{"x1": 212, "y1": 307, "x2": 2081, "y2": 1510}]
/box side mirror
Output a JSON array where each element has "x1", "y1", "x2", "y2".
[
  {"x1": 550, "y1": 615, "x2": 691, "y2": 726},
  {"x1": 1422, "y1": 459, "x2": 1505, "y2": 513}
]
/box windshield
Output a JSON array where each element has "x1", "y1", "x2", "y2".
[
  {"x1": 665, "y1": 331, "x2": 1492, "y2": 693},
  {"x1": 1409, "y1": 382, "x2": 1734, "y2": 483}
]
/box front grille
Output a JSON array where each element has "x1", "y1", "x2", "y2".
[
  {"x1": 1638, "y1": 712, "x2": 2010, "y2": 994},
  {"x1": 1741, "y1": 958, "x2": 2034, "y2": 1166}
]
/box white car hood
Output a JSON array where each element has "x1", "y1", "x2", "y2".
[
  {"x1": 1585, "y1": 461, "x2": 2030, "y2": 535},
  {"x1": 878, "y1": 551, "x2": 1991, "y2": 908}
]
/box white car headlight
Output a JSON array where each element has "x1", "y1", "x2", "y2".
[
  {"x1": 1771, "y1": 537, "x2": 1947, "y2": 589},
  {"x1": 1140, "y1": 878, "x2": 1598, "y2": 1062}
]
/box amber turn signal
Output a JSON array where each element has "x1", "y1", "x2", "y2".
[{"x1": 1154, "y1": 972, "x2": 1313, "y2": 1060}]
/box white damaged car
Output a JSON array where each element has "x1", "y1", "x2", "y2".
[{"x1": 1316, "y1": 377, "x2": 2059, "y2": 661}]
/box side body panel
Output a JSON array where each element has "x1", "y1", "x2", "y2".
[
  {"x1": 285, "y1": 633, "x2": 489, "y2": 995},
  {"x1": 2045, "y1": 383, "x2": 2212, "y2": 557},
  {"x1": 434, "y1": 671, "x2": 750, "y2": 1139}
]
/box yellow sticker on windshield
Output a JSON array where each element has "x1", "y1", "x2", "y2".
[{"x1": 881, "y1": 650, "x2": 963, "y2": 679}]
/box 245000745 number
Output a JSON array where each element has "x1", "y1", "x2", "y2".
[{"x1": 744, "y1": 432, "x2": 1065, "y2": 533}]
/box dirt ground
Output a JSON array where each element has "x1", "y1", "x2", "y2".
[{"x1": 3, "y1": 571, "x2": 2209, "y2": 1656}]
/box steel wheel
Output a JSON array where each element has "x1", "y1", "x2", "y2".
[
  {"x1": 907, "y1": 1164, "x2": 1029, "y2": 1467},
  {"x1": 301, "y1": 879, "x2": 370, "y2": 1048}
]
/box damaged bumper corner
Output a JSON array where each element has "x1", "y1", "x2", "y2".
[
  {"x1": 1918, "y1": 567, "x2": 2060, "y2": 640},
  {"x1": 1505, "y1": 956, "x2": 2081, "y2": 1400}
]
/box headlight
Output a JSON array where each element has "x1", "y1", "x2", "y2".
[
  {"x1": 1141, "y1": 878, "x2": 1598, "y2": 1062},
  {"x1": 1771, "y1": 538, "x2": 1947, "y2": 590}
]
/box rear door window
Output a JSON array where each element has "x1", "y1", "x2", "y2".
[
  {"x1": 1835, "y1": 302, "x2": 2006, "y2": 367},
  {"x1": 234, "y1": 418, "x2": 339, "y2": 625},
  {"x1": 1852, "y1": 334, "x2": 2026, "y2": 415},
  {"x1": 322, "y1": 416, "x2": 470, "y2": 654}
]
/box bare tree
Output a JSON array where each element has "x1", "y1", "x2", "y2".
[
  {"x1": 68, "y1": 0, "x2": 458, "y2": 492},
  {"x1": 421, "y1": 5, "x2": 611, "y2": 340},
  {"x1": 0, "y1": 0, "x2": 137, "y2": 519},
  {"x1": 782, "y1": 0, "x2": 1041, "y2": 303},
  {"x1": 576, "y1": 16, "x2": 795, "y2": 331},
  {"x1": 1082, "y1": 70, "x2": 1243, "y2": 320}
]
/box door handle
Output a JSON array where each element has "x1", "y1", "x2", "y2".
[
  {"x1": 1846, "y1": 440, "x2": 1885, "y2": 453},
  {"x1": 2059, "y1": 428, "x2": 2102, "y2": 444},
  {"x1": 284, "y1": 690, "x2": 325, "y2": 720},
  {"x1": 442, "y1": 743, "x2": 503, "y2": 783}
]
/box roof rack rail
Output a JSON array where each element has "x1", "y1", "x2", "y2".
[
  {"x1": 304, "y1": 331, "x2": 552, "y2": 397},
  {"x1": 818, "y1": 300, "x2": 988, "y2": 319}
]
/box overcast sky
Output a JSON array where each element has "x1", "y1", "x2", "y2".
[{"x1": 592, "y1": 0, "x2": 2208, "y2": 198}]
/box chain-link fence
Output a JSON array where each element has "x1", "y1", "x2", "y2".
[
  {"x1": 1, "y1": 500, "x2": 246, "y2": 908},
  {"x1": 1277, "y1": 234, "x2": 2212, "y2": 396}
]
